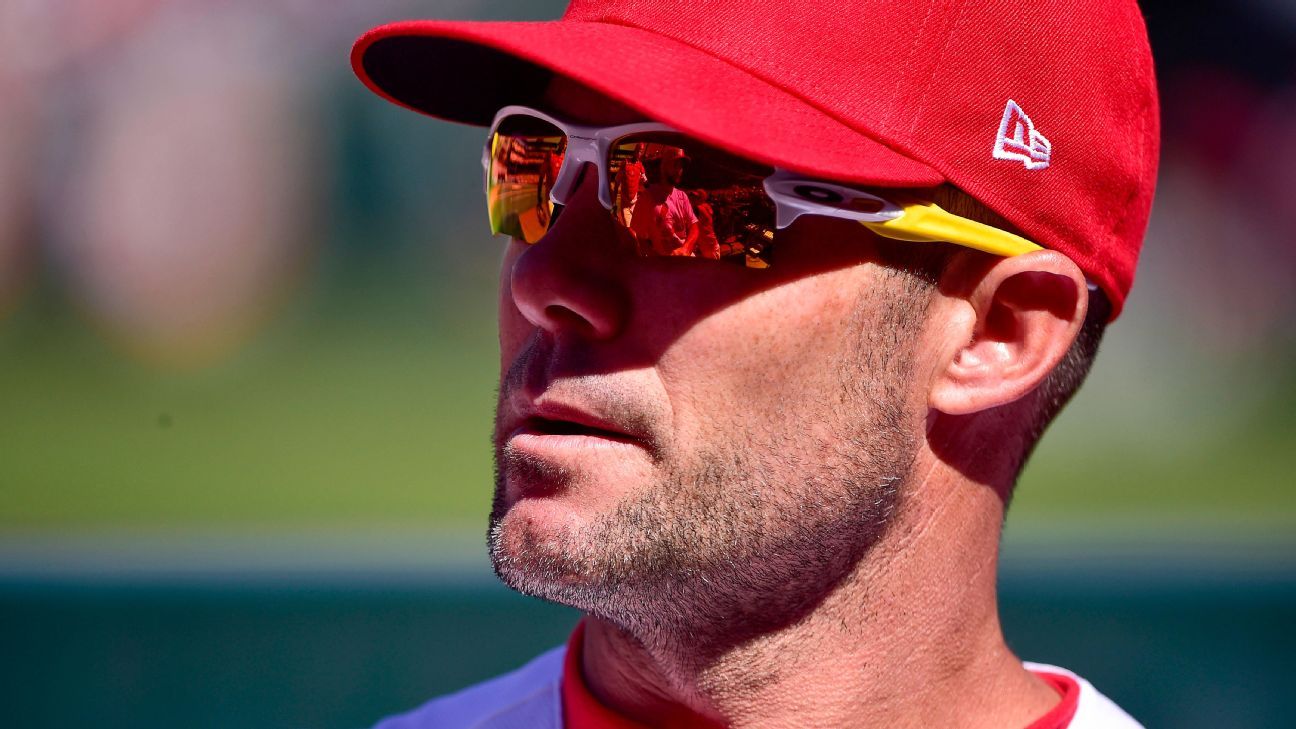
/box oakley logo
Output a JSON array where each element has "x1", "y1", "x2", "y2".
[
  {"x1": 792, "y1": 184, "x2": 845, "y2": 204},
  {"x1": 993, "y1": 100, "x2": 1051, "y2": 170}
]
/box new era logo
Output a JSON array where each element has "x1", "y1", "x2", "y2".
[{"x1": 993, "y1": 100, "x2": 1051, "y2": 170}]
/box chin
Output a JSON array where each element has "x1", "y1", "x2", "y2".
[
  {"x1": 488, "y1": 506, "x2": 604, "y2": 600},
  {"x1": 494, "y1": 494, "x2": 584, "y2": 541}
]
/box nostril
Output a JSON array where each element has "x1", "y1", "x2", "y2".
[{"x1": 544, "y1": 305, "x2": 596, "y2": 335}]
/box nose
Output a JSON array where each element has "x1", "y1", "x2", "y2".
[{"x1": 505, "y1": 162, "x2": 630, "y2": 340}]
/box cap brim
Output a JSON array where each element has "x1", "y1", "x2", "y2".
[{"x1": 352, "y1": 20, "x2": 944, "y2": 187}]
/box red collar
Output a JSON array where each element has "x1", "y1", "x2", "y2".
[
  {"x1": 1023, "y1": 670, "x2": 1081, "y2": 729},
  {"x1": 560, "y1": 621, "x2": 652, "y2": 729},
  {"x1": 561, "y1": 621, "x2": 1080, "y2": 729},
  {"x1": 561, "y1": 622, "x2": 720, "y2": 729}
]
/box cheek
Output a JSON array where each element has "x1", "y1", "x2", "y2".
[
  {"x1": 498, "y1": 242, "x2": 530, "y2": 367},
  {"x1": 656, "y1": 274, "x2": 865, "y2": 440}
]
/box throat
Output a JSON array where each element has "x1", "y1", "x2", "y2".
[{"x1": 572, "y1": 477, "x2": 1023, "y2": 729}]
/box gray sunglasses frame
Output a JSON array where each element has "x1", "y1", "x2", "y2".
[{"x1": 482, "y1": 105, "x2": 906, "y2": 234}]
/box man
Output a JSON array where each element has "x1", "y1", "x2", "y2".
[
  {"x1": 614, "y1": 145, "x2": 645, "y2": 227},
  {"x1": 689, "y1": 189, "x2": 722, "y2": 261},
  {"x1": 352, "y1": 0, "x2": 1158, "y2": 726},
  {"x1": 628, "y1": 145, "x2": 698, "y2": 257}
]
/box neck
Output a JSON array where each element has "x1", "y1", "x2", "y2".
[{"x1": 580, "y1": 451, "x2": 1058, "y2": 728}]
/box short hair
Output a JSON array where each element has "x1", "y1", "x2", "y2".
[{"x1": 877, "y1": 184, "x2": 1112, "y2": 484}]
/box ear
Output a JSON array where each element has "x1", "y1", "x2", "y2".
[{"x1": 929, "y1": 250, "x2": 1087, "y2": 416}]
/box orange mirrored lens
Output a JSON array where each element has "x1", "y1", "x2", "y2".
[
  {"x1": 486, "y1": 116, "x2": 567, "y2": 244},
  {"x1": 487, "y1": 121, "x2": 778, "y2": 267},
  {"x1": 610, "y1": 132, "x2": 776, "y2": 267}
]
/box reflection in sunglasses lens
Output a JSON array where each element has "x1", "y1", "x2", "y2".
[
  {"x1": 487, "y1": 116, "x2": 567, "y2": 244},
  {"x1": 487, "y1": 119, "x2": 778, "y2": 267},
  {"x1": 609, "y1": 133, "x2": 776, "y2": 268}
]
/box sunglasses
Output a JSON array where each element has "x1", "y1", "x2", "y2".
[{"x1": 483, "y1": 106, "x2": 1040, "y2": 267}]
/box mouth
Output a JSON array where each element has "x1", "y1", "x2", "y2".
[
  {"x1": 498, "y1": 397, "x2": 654, "y2": 501},
  {"x1": 511, "y1": 415, "x2": 643, "y2": 446},
  {"x1": 503, "y1": 396, "x2": 651, "y2": 457}
]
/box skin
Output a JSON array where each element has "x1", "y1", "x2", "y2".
[{"x1": 488, "y1": 77, "x2": 1088, "y2": 729}]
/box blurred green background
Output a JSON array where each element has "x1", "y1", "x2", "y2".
[{"x1": 1, "y1": 0, "x2": 1293, "y2": 727}]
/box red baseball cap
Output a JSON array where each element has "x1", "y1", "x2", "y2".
[{"x1": 352, "y1": 0, "x2": 1159, "y2": 318}]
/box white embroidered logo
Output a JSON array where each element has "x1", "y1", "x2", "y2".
[{"x1": 993, "y1": 100, "x2": 1051, "y2": 170}]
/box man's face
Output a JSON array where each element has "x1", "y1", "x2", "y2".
[
  {"x1": 661, "y1": 156, "x2": 685, "y2": 187},
  {"x1": 488, "y1": 89, "x2": 935, "y2": 641}
]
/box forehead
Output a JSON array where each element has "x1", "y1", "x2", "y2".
[{"x1": 538, "y1": 75, "x2": 647, "y2": 126}]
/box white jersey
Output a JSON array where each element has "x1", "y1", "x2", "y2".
[
  {"x1": 374, "y1": 648, "x2": 565, "y2": 729},
  {"x1": 1023, "y1": 662, "x2": 1145, "y2": 729},
  {"x1": 373, "y1": 647, "x2": 1143, "y2": 729}
]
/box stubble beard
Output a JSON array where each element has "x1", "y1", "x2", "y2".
[{"x1": 488, "y1": 292, "x2": 923, "y2": 654}]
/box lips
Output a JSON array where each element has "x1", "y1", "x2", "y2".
[
  {"x1": 512, "y1": 403, "x2": 642, "y2": 444},
  {"x1": 500, "y1": 391, "x2": 653, "y2": 448},
  {"x1": 519, "y1": 416, "x2": 624, "y2": 440}
]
